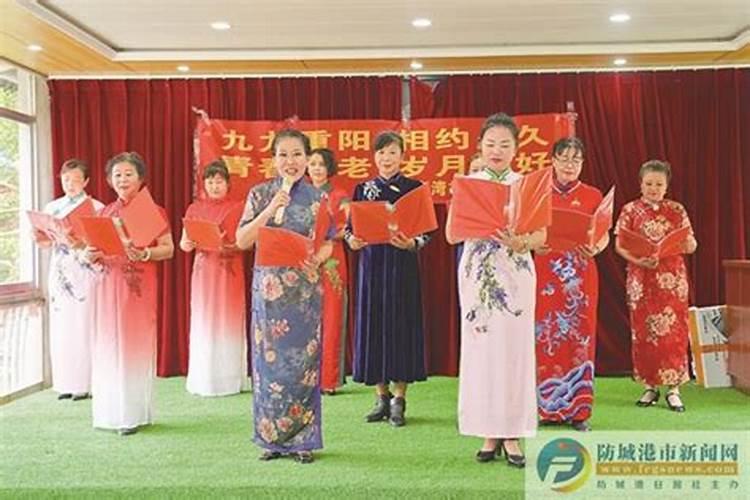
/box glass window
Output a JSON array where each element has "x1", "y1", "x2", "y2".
[
  {"x1": 0, "y1": 117, "x2": 34, "y2": 287},
  {"x1": 0, "y1": 63, "x2": 33, "y2": 115}
]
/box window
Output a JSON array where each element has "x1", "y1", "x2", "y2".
[
  {"x1": 0, "y1": 64, "x2": 36, "y2": 290},
  {"x1": 0, "y1": 63, "x2": 44, "y2": 400}
]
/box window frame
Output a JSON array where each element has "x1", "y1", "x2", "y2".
[{"x1": 0, "y1": 71, "x2": 40, "y2": 299}]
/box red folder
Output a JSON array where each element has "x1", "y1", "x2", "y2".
[
  {"x1": 449, "y1": 168, "x2": 552, "y2": 240},
  {"x1": 77, "y1": 216, "x2": 127, "y2": 256},
  {"x1": 617, "y1": 225, "x2": 690, "y2": 258},
  {"x1": 255, "y1": 198, "x2": 331, "y2": 267},
  {"x1": 547, "y1": 186, "x2": 615, "y2": 251},
  {"x1": 120, "y1": 187, "x2": 168, "y2": 247},
  {"x1": 62, "y1": 198, "x2": 96, "y2": 242},
  {"x1": 27, "y1": 211, "x2": 65, "y2": 244},
  {"x1": 183, "y1": 219, "x2": 224, "y2": 251},
  {"x1": 349, "y1": 184, "x2": 438, "y2": 244},
  {"x1": 511, "y1": 167, "x2": 553, "y2": 234}
]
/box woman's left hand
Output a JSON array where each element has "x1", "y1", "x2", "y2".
[
  {"x1": 300, "y1": 253, "x2": 323, "y2": 274},
  {"x1": 390, "y1": 232, "x2": 416, "y2": 250},
  {"x1": 125, "y1": 243, "x2": 148, "y2": 262},
  {"x1": 493, "y1": 229, "x2": 527, "y2": 253},
  {"x1": 576, "y1": 244, "x2": 599, "y2": 259}
]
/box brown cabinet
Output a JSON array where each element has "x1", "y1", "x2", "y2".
[{"x1": 723, "y1": 260, "x2": 750, "y2": 394}]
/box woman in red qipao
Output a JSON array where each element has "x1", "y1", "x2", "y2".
[
  {"x1": 615, "y1": 160, "x2": 697, "y2": 413},
  {"x1": 182, "y1": 159, "x2": 248, "y2": 397},
  {"x1": 307, "y1": 148, "x2": 349, "y2": 395},
  {"x1": 534, "y1": 138, "x2": 608, "y2": 432},
  {"x1": 84, "y1": 152, "x2": 174, "y2": 436}
]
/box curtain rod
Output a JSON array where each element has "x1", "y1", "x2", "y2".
[{"x1": 47, "y1": 64, "x2": 750, "y2": 80}]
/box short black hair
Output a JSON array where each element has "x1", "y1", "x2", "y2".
[
  {"x1": 552, "y1": 137, "x2": 585, "y2": 158},
  {"x1": 310, "y1": 148, "x2": 337, "y2": 177},
  {"x1": 60, "y1": 158, "x2": 89, "y2": 180},
  {"x1": 272, "y1": 128, "x2": 311, "y2": 156},
  {"x1": 106, "y1": 152, "x2": 147, "y2": 180},
  {"x1": 639, "y1": 160, "x2": 672, "y2": 183},
  {"x1": 374, "y1": 131, "x2": 404, "y2": 153},
  {"x1": 203, "y1": 159, "x2": 230, "y2": 182},
  {"x1": 478, "y1": 112, "x2": 519, "y2": 146}
]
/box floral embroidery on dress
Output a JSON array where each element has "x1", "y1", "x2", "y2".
[
  {"x1": 643, "y1": 306, "x2": 677, "y2": 345},
  {"x1": 463, "y1": 240, "x2": 528, "y2": 333},
  {"x1": 362, "y1": 180, "x2": 381, "y2": 201},
  {"x1": 322, "y1": 258, "x2": 344, "y2": 295},
  {"x1": 535, "y1": 252, "x2": 590, "y2": 357}
]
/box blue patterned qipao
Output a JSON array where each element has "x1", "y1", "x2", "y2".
[{"x1": 240, "y1": 177, "x2": 328, "y2": 452}]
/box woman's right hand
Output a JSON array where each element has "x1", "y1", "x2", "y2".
[
  {"x1": 83, "y1": 246, "x2": 104, "y2": 263},
  {"x1": 348, "y1": 235, "x2": 367, "y2": 251},
  {"x1": 267, "y1": 189, "x2": 291, "y2": 215},
  {"x1": 180, "y1": 239, "x2": 196, "y2": 252}
]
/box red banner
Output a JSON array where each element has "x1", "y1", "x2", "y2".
[{"x1": 195, "y1": 113, "x2": 574, "y2": 203}]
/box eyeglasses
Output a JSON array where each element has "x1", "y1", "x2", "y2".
[{"x1": 554, "y1": 156, "x2": 583, "y2": 166}]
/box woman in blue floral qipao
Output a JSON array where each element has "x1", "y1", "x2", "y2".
[{"x1": 236, "y1": 129, "x2": 333, "y2": 464}]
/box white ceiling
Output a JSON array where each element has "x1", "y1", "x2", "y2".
[{"x1": 19, "y1": 0, "x2": 750, "y2": 61}]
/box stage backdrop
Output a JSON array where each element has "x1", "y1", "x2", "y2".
[
  {"x1": 48, "y1": 69, "x2": 749, "y2": 377},
  {"x1": 194, "y1": 113, "x2": 573, "y2": 202}
]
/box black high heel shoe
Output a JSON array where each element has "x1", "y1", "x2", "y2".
[
  {"x1": 665, "y1": 391, "x2": 686, "y2": 413},
  {"x1": 475, "y1": 439, "x2": 502, "y2": 463},
  {"x1": 635, "y1": 388, "x2": 660, "y2": 407},
  {"x1": 499, "y1": 439, "x2": 526, "y2": 468}
]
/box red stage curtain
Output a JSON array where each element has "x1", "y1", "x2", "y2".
[
  {"x1": 409, "y1": 69, "x2": 750, "y2": 374},
  {"x1": 49, "y1": 77, "x2": 403, "y2": 376}
]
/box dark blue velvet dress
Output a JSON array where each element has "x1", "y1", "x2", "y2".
[{"x1": 348, "y1": 173, "x2": 429, "y2": 385}]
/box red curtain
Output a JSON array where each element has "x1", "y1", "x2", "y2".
[
  {"x1": 49, "y1": 77, "x2": 403, "y2": 376},
  {"x1": 48, "y1": 71, "x2": 749, "y2": 378},
  {"x1": 409, "y1": 69, "x2": 750, "y2": 374}
]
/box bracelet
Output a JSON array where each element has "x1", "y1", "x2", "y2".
[{"x1": 141, "y1": 247, "x2": 152, "y2": 262}]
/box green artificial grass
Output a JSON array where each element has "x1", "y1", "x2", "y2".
[{"x1": 1, "y1": 376, "x2": 748, "y2": 499}]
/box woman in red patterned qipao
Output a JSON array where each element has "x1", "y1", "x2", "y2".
[
  {"x1": 534, "y1": 138, "x2": 608, "y2": 432},
  {"x1": 615, "y1": 160, "x2": 697, "y2": 413}
]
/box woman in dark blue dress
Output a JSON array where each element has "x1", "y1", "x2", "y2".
[{"x1": 345, "y1": 131, "x2": 430, "y2": 427}]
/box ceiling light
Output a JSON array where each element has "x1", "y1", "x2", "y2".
[
  {"x1": 412, "y1": 18, "x2": 432, "y2": 28},
  {"x1": 177, "y1": 65, "x2": 190, "y2": 72},
  {"x1": 27, "y1": 44, "x2": 43, "y2": 52},
  {"x1": 210, "y1": 21, "x2": 231, "y2": 30},
  {"x1": 609, "y1": 13, "x2": 630, "y2": 23},
  {"x1": 410, "y1": 60, "x2": 423, "y2": 70},
  {"x1": 613, "y1": 58, "x2": 627, "y2": 66}
]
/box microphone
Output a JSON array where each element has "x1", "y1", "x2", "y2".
[{"x1": 274, "y1": 177, "x2": 294, "y2": 225}]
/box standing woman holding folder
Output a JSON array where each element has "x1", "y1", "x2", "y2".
[
  {"x1": 615, "y1": 160, "x2": 697, "y2": 412},
  {"x1": 345, "y1": 131, "x2": 430, "y2": 427},
  {"x1": 307, "y1": 148, "x2": 350, "y2": 395},
  {"x1": 446, "y1": 113, "x2": 547, "y2": 468},
  {"x1": 181, "y1": 159, "x2": 248, "y2": 396},
  {"x1": 534, "y1": 138, "x2": 608, "y2": 432},
  {"x1": 236, "y1": 129, "x2": 332, "y2": 464},
  {"x1": 38, "y1": 159, "x2": 104, "y2": 401},
  {"x1": 83, "y1": 152, "x2": 174, "y2": 435}
]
